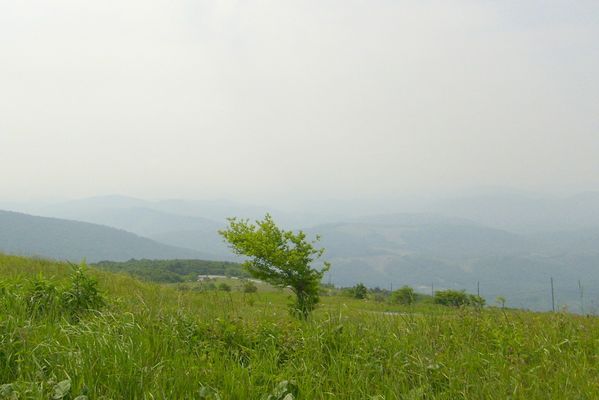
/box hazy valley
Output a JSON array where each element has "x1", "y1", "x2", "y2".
[{"x1": 3, "y1": 192, "x2": 599, "y2": 312}]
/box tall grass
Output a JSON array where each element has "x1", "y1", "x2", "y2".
[{"x1": 1, "y1": 253, "x2": 598, "y2": 399}]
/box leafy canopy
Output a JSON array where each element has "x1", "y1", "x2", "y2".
[
  {"x1": 219, "y1": 214, "x2": 330, "y2": 318},
  {"x1": 391, "y1": 285, "x2": 416, "y2": 305},
  {"x1": 353, "y1": 283, "x2": 368, "y2": 299}
]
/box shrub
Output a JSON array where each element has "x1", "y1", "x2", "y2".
[
  {"x1": 434, "y1": 289, "x2": 470, "y2": 307},
  {"x1": 469, "y1": 294, "x2": 486, "y2": 308},
  {"x1": 242, "y1": 280, "x2": 258, "y2": 293},
  {"x1": 353, "y1": 283, "x2": 368, "y2": 299},
  {"x1": 61, "y1": 263, "x2": 105, "y2": 321},
  {"x1": 391, "y1": 285, "x2": 415, "y2": 305},
  {"x1": 218, "y1": 282, "x2": 232, "y2": 292}
]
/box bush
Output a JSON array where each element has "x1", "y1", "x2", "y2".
[
  {"x1": 434, "y1": 289, "x2": 470, "y2": 307},
  {"x1": 242, "y1": 280, "x2": 258, "y2": 293},
  {"x1": 469, "y1": 294, "x2": 486, "y2": 308},
  {"x1": 61, "y1": 263, "x2": 105, "y2": 320},
  {"x1": 434, "y1": 289, "x2": 485, "y2": 308},
  {"x1": 218, "y1": 282, "x2": 232, "y2": 292},
  {"x1": 352, "y1": 283, "x2": 368, "y2": 299},
  {"x1": 390, "y1": 285, "x2": 415, "y2": 305}
]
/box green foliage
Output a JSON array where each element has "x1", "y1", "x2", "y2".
[
  {"x1": 339, "y1": 287, "x2": 356, "y2": 298},
  {"x1": 0, "y1": 383, "x2": 17, "y2": 400},
  {"x1": 434, "y1": 289, "x2": 485, "y2": 308},
  {"x1": 52, "y1": 379, "x2": 71, "y2": 399},
  {"x1": 2, "y1": 253, "x2": 599, "y2": 399},
  {"x1": 219, "y1": 214, "x2": 330, "y2": 319},
  {"x1": 25, "y1": 275, "x2": 59, "y2": 318},
  {"x1": 469, "y1": 294, "x2": 486, "y2": 308},
  {"x1": 23, "y1": 264, "x2": 104, "y2": 321},
  {"x1": 242, "y1": 280, "x2": 258, "y2": 293},
  {"x1": 217, "y1": 282, "x2": 231, "y2": 292},
  {"x1": 264, "y1": 380, "x2": 299, "y2": 400},
  {"x1": 60, "y1": 263, "x2": 105, "y2": 320},
  {"x1": 373, "y1": 292, "x2": 387, "y2": 302},
  {"x1": 391, "y1": 285, "x2": 416, "y2": 305},
  {"x1": 94, "y1": 259, "x2": 247, "y2": 283},
  {"x1": 352, "y1": 283, "x2": 368, "y2": 299},
  {"x1": 434, "y1": 289, "x2": 470, "y2": 307}
]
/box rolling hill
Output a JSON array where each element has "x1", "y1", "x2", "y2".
[
  {"x1": 5, "y1": 195, "x2": 599, "y2": 312},
  {"x1": 308, "y1": 214, "x2": 599, "y2": 311},
  {"x1": 0, "y1": 210, "x2": 206, "y2": 262}
]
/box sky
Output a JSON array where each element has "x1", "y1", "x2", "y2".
[{"x1": 1, "y1": 0, "x2": 598, "y2": 207}]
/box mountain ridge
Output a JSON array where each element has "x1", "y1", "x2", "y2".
[{"x1": 0, "y1": 209, "x2": 207, "y2": 263}]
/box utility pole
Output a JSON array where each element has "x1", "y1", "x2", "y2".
[
  {"x1": 431, "y1": 282, "x2": 434, "y2": 297},
  {"x1": 477, "y1": 281, "x2": 480, "y2": 297},
  {"x1": 390, "y1": 283, "x2": 393, "y2": 292},
  {"x1": 579, "y1": 280, "x2": 584, "y2": 314},
  {"x1": 550, "y1": 277, "x2": 555, "y2": 312}
]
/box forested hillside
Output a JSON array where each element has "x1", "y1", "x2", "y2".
[
  {"x1": 0, "y1": 210, "x2": 205, "y2": 262},
  {"x1": 309, "y1": 214, "x2": 599, "y2": 311},
  {"x1": 93, "y1": 258, "x2": 247, "y2": 282}
]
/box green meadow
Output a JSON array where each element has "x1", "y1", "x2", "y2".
[{"x1": 1, "y1": 253, "x2": 598, "y2": 399}]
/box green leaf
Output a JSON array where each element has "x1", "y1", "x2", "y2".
[
  {"x1": 0, "y1": 384, "x2": 18, "y2": 400},
  {"x1": 52, "y1": 380, "x2": 71, "y2": 399}
]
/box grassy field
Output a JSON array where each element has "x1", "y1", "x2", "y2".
[{"x1": 1, "y1": 253, "x2": 599, "y2": 399}]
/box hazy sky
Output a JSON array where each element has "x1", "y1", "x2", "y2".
[{"x1": 1, "y1": 1, "x2": 598, "y2": 205}]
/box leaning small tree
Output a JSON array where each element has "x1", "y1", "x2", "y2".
[{"x1": 219, "y1": 214, "x2": 330, "y2": 319}]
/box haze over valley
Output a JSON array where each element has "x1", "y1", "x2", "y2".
[{"x1": 3, "y1": 190, "x2": 599, "y2": 312}]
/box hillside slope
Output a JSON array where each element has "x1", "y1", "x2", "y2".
[
  {"x1": 309, "y1": 214, "x2": 599, "y2": 311},
  {"x1": 1, "y1": 253, "x2": 598, "y2": 399},
  {"x1": 0, "y1": 210, "x2": 206, "y2": 262}
]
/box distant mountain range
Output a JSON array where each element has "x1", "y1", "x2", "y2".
[
  {"x1": 428, "y1": 191, "x2": 599, "y2": 233},
  {"x1": 44, "y1": 203, "x2": 232, "y2": 260},
  {"x1": 307, "y1": 215, "x2": 599, "y2": 311},
  {"x1": 0, "y1": 210, "x2": 206, "y2": 262},
  {"x1": 10, "y1": 195, "x2": 337, "y2": 260},
  {"x1": 3, "y1": 193, "x2": 599, "y2": 312}
]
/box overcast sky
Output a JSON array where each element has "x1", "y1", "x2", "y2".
[{"x1": 1, "y1": 1, "x2": 598, "y2": 206}]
